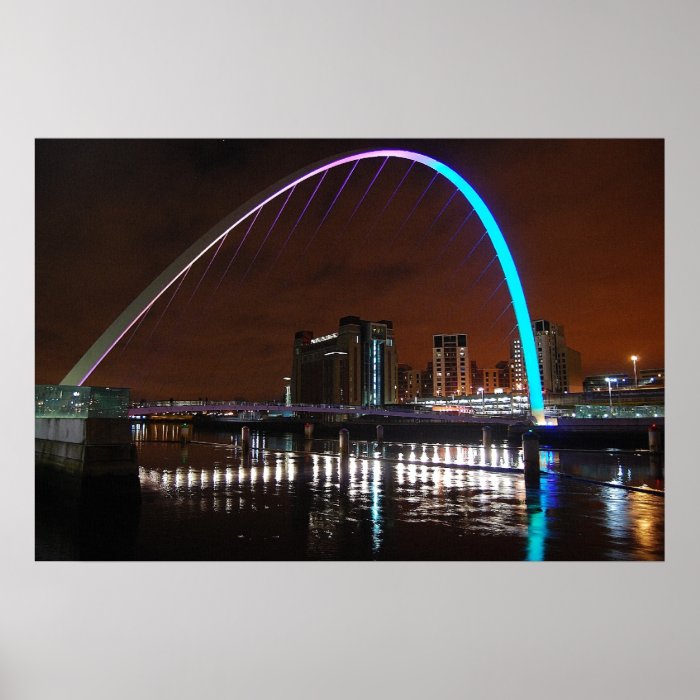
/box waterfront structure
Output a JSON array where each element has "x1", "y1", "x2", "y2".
[
  {"x1": 511, "y1": 320, "x2": 582, "y2": 393},
  {"x1": 432, "y1": 334, "x2": 469, "y2": 398},
  {"x1": 543, "y1": 386, "x2": 664, "y2": 418},
  {"x1": 35, "y1": 385, "x2": 137, "y2": 478},
  {"x1": 583, "y1": 373, "x2": 632, "y2": 392},
  {"x1": 639, "y1": 368, "x2": 664, "y2": 388},
  {"x1": 415, "y1": 392, "x2": 531, "y2": 417},
  {"x1": 583, "y1": 369, "x2": 663, "y2": 392},
  {"x1": 291, "y1": 316, "x2": 397, "y2": 406}
]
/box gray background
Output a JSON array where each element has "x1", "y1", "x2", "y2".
[{"x1": 3, "y1": 1, "x2": 698, "y2": 698}]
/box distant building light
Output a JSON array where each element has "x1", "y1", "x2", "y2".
[{"x1": 310, "y1": 333, "x2": 339, "y2": 344}]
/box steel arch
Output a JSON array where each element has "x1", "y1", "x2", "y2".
[{"x1": 60, "y1": 149, "x2": 545, "y2": 424}]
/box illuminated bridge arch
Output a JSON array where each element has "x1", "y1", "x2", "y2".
[{"x1": 60, "y1": 150, "x2": 545, "y2": 424}]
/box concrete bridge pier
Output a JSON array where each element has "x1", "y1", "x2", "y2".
[
  {"x1": 648, "y1": 424, "x2": 661, "y2": 453},
  {"x1": 35, "y1": 383, "x2": 139, "y2": 532},
  {"x1": 35, "y1": 388, "x2": 141, "y2": 557},
  {"x1": 376, "y1": 425, "x2": 384, "y2": 443},
  {"x1": 241, "y1": 425, "x2": 250, "y2": 454},
  {"x1": 339, "y1": 428, "x2": 349, "y2": 457},
  {"x1": 522, "y1": 431, "x2": 540, "y2": 486},
  {"x1": 482, "y1": 425, "x2": 492, "y2": 447},
  {"x1": 35, "y1": 416, "x2": 138, "y2": 479},
  {"x1": 304, "y1": 422, "x2": 314, "y2": 439}
]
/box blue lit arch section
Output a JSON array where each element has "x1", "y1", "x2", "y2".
[{"x1": 61, "y1": 149, "x2": 545, "y2": 424}]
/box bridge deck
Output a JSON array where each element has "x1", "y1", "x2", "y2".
[{"x1": 128, "y1": 402, "x2": 524, "y2": 424}]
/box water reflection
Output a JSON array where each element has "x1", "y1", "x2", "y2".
[
  {"x1": 524, "y1": 478, "x2": 549, "y2": 562},
  {"x1": 549, "y1": 450, "x2": 664, "y2": 490},
  {"x1": 36, "y1": 428, "x2": 664, "y2": 561}
]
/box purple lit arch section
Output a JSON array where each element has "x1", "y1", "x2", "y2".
[{"x1": 60, "y1": 149, "x2": 545, "y2": 424}]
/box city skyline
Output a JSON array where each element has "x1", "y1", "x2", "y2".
[{"x1": 35, "y1": 139, "x2": 664, "y2": 400}]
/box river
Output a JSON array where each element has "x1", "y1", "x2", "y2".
[{"x1": 35, "y1": 424, "x2": 664, "y2": 561}]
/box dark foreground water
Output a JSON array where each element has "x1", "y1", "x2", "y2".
[{"x1": 36, "y1": 428, "x2": 664, "y2": 561}]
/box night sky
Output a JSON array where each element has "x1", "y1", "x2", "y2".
[{"x1": 35, "y1": 139, "x2": 664, "y2": 401}]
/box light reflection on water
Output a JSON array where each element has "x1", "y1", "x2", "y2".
[{"x1": 128, "y1": 430, "x2": 664, "y2": 561}]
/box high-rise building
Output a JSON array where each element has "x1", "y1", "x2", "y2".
[
  {"x1": 510, "y1": 320, "x2": 583, "y2": 394},
  {"x1": 534, "y1": 320, "x2": 565, "y2": 393},
  {"x1": 432, "y1": 334, "x2": 469, "y2": 397},
  {"x1": 509, "y1": 338, "x2": 527, "y2": 392},
  {"x1": 291, "y1": 316, "x2": 397, "y2": 406}
]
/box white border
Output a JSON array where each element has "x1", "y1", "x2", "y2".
[{"x1": 4, "y1": 1, "x2": 698, "y2": 698}]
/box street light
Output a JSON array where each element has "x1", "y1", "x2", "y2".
[
  {"x1": 477, "y1": 387, "x2": 484, "y2": 413},
  {"x1": 630, "y1": 355, "x2": 639, "y2": 388},
  {"x1": 605, "y1": 377, "x2": 618, "y2": 415}
]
